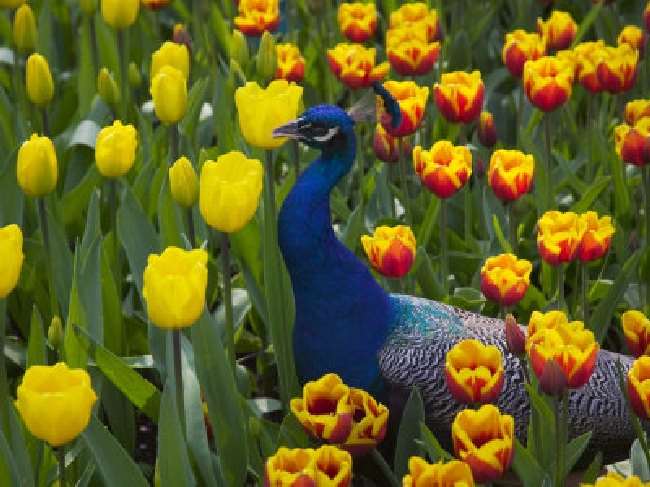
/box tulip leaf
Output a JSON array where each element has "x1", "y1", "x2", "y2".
[
  {"x1": 277, "y1": 412, "x2": 311, "y2": 449},
  {"x1": 570, "y1": 176, "x2": 611, "y2": 214},
  {"x1": 414, "y1": 247, "x2": 445, "y2": 301},
  {"x1": 81, "y1": 416, "x2": 148, "y2": 487},
  {"x1": 416, "y1": 197, "x2": 439, "y2": 250},
  {"x1": 43, "y1": 198, "x2": 74, "y2": 319},
  {"x1": 342, "y1": 202, "x2": 366, "y2": 251},
  {"x1": 564, "y1": 431, "x2": 592, "y2": 473},
  {"x1": 492, "y1": 213, "x2": 513, "y2": 254},
  {"x1": 580, "y1": 451, "x2": 603, "y2": 485},
  {"x1": 632, "y1": 439, "x2": 650, "y2": 481},
  {"x1": 417, "y1": 422, "x2": 452, "y2": 463},
  {"x1": 512, "y1": 438, "x2": 548, "y2": 487},
  {"x1": 26, "y1": 305, "x2": 45, "y2": 367},
  {"x1": 0, "y1": 428, "x2": 19, "y2": 487},
  {"x1": 394, "y1": 387, "x2": 425, "y2": 480},
  {"x1": 6, "y1": 405, "x2": 34, "y2": 487}
]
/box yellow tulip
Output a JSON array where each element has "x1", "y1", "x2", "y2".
[
  {"x1": 100, "y1": 0, "x2": 139, "y2": 30},
  {"x1": 0, "y1": 0, "x2": 24, "y2": 8},
  {"x1": 15, "y1": 362, "x2": 97, "y2": 447},
  {"x1": 0, "y1": 224, "x2": 24, "y2": 298},
  {"x1": 95, "y1": 120, "x2": 138, "y2": 178},
  {"x1": 25, "y1": 54, "x2": 54, "y2": 107},
  {"x1": 199, "y1": 151, "x2": 263, "y2": 233},
  {"x1": 13, "y1": 4, "x2": 37, "y2": 53},
  {"x1": 234, "y1": 80, "x2": 303, "y2": 149},
  {"x1": 150, "y1": 65, "x2": 187, "y2": 125},
  {"x1": 169, "y1": 156, "x2": 198, "y2": 208},
  {"x1": 150, "y1": 41, "x2": 190, "y2": 81},
  {"x1": 142, "y1": 247, "x2": 208, "y2": 329},
  {"x1": 16, "y1": 134, "x2": 58, "y2": 197}
]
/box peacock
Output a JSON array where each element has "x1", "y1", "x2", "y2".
[{"x1": 273, "y1": 86, "x2": 636, "y2": 462}]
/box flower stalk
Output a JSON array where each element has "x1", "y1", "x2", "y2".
[
  {"x1": 397, "y1": 137, "x2": 412, "y2": 224},
  {"x1": 581, "y1": 261, "x2": 589, "y2": 323},
  {"x1": 172, "y1": 329, "x2": 184, "y2": 433},
  {"x1": 220, "y1": 231, "x2": 236, "y2": 374},
  {"x1": 543, "y1": 114, "x2": 552, "y2": 212},
  {"x1": 440, "y1": 197, "x2": 449, "y2": 295},
  {"x1": 554, "y1": 392, "x2": 568, "y2": 487},
  {"x1": 370, "y1": 449, "x2": 400, "y2": 487},
  {"x1": 37, "y1": 198, "x2": 58, "y2": 318},
  {"x1": 644, "y1": 166, "x2": 650, "y2": 310},
  {"x1": 117, "y1": 29, "x2": 129, "y2": 121},
  {"x1": 57, "y1": 447, "x2": 66, "y2": 487},
  {"x1": 557, "y1": 263, "x2": 565, "y2": 311}
]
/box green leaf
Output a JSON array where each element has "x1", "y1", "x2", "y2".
[
  {"x1": 43, "y1": 198, "x2": 73, "y2": 319},
  {"x1": 0, "y1": 429, "x2": 20, "y2": 487},
  {"x1": 492, "y1": 213, "x2": 513, "y2": 254},
  {"x1": 277, "y1": 412, "x2": 311, "y2": 449},
  {"x1": 26, "y1": 306, "x2": 45, "y2": 368},
  {"x1": 418, "y1": 422, "x2": 452, "y2": 463},
  {"x1": 580, "y1": 451, "x2": 603, "y2": 485},
  {"x1": 394, "y1": 387, "x2": 424, "y2": 480},
  {"x1": 512, "y1": 438, "x2": 548, "y2": 487},
  {"x1": 6, "y1": 405, "x2": 34, "y2": 487},
  {"x1": 416, "y1": 197, "x2": 439, "y2": 250},
  {"x1": 632, "y1": 439, "x2": 650, "y2": 481},
  {"x1": 81, "y1": 416, "x2": 148, "y2": 487},
  {"x1": 570, "y1": 177, "x2": 611, "y2": 214},
  {"x1": 342, "y1": 202, "x2": 365, "y2": 251},
  {"x1": 564, "y1": 431, "x2": 592, "y2": 473},
  {"x1": 414, "y1": 247, "x2": 445, "y2": 301}
]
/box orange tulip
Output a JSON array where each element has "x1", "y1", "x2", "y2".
[
  {"x1": 386, "y1": 26, "x2": 440, "y2": 77},
  {"x1": 339, "y1": 388, "x2": 389, "y2": 456},
  {"x1": 574, "y1": 40, "x2": 607, "y2": 93},
  {"x1": 360, "y1": 225, "x2": 416, "y2": 278},
  {"x1": 614, "y1": 117, "x2": 650, "y2": 167},
  {"x1": 434, "y1": 70, "x2": 484, "y2": 124},
  {"x1": 487, "y1": 149, "x2": 534, "y2": 202},
  {"x1": 523, "y1": 55, "x2": 574, "y2": 112},
  {"x1": 627, "y1": 356, "x2": 650, "y2": 421},
  {"x1": 234, "y1": 0, "x2": 279, "y2": 37},
  {"x1": 596, "y1": 44, "x2": 639, "y2": 94},
  {"x1": 275, "y1": 43, "x2": 305, "y2": 83},
  {"x1": 389, "y1": 3, "x2": 440, "y2": 41},
  {"x1": 618, "y1": 25, "x2": 646, "y2": 54},
  {"x1": 413, "y1": 141, "x2": 472, "y2": 199},
  {"x1": 625, "y1": 99, "x2": 650, "y2": 125},
  {"x1": 337, "y1": 2, "x2": 376, "y2": 43},
  {"x1": 537, "y1": 10, "x2": 577, "y2": 51},
  {"x1": 478, "y1": 111, "x2": 497, "y2": 148},
  {"x1": 480, "y1": 254, "x2": 532, "y2": 307},
  {"x1": 577, "y1": 211, "x2": 614, "y2": 262},
  {"x1": 377, "y1": 80, "x2": 428, "y2": 137},
  {"x1": 327, "y1": 43, "x2": 389, "y2": 89},
  {"x1": 536, "y1": 211, "x2": 586, "y2": 265},
  {"x1": 451, "y1": 405, "x2": 514, "y2": 483},
  {"x1": 622, "y1": 310, "x2": 650, "y2": 358},
  {"x1": 402, "y1": 457, "x2": 475, "y2": 487},
  {"x1": 445, "y1": 339, "x2": 504, "y2": 405},
  {"x1": 372, "y1": 123, "x2": 409, "y2": 163},
  {"x1": 502, "y1": 30, "x2": 546, "y2": 78}
]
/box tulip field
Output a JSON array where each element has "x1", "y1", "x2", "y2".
[{"x1": 2, "y1": 0, "x2": 650, "y2": 485}]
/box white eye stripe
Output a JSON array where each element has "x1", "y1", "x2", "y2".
[{"x1": 312, "y1": 127, "x2": 339, "y2": 142}]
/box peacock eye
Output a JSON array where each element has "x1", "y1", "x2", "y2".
[{"x1": 302, "y1": 123, "x2": 339, "y2": 142}]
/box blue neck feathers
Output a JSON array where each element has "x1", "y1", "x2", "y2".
[{"x1": 278, "y1": 123, "x2": 393, "y2": 390}]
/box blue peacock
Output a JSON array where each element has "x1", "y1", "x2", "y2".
[{"x1": 273, "y1": 85, "x2": 635, "y2": 462}]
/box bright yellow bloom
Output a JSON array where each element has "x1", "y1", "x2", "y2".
[
  {"x1": 337, "y1": 2, "x2": 377, "y2": 43},
  {"x1": 386, "y1": 26, "x2": 440, "y2": 77},
  {"x1": 15, "y1": 362, "x2": 97, "y2": 447},
  {"x1": 17, "y1": 134, "x2": 58, "y2": 197},
  {"x1": 434, "y1": 70, "x2": 484, "y2": 124},
  {"x1": 413, "y1": 141, "x2": 472, "y2": 199},
  {"x1": 95, "y1": 120, "x2": 138, "y2": 178},
  {"x1": 142, "y1": 246, "x2": 208, "y2": 329},
  {"x1": 583, "y1": 472, "x2": 650, "y2": 487},
  {"x1": 445, "y1": 339, "x2": 504, "y2": 405},
  {"x1": 327, "y1": 43, "x2": 389, "y2": 89},
  {"x1": 623, "y1": 310, "x2": 650, "y2": 358},
  {"x1": 618, "y1": 25, "x2": 646, "y2": 52},
  {"x1": 151, "y1": 41, "x2": 190, "y2": 81},
  {"x1": 523, "y1": 55, "x2": 574, "y2": 112},
  {"x1": 452, "y1": 405, "x2": 514, "y2": 483},
  {"x1": 13, "y1": 4, "x2": 37, "y2": 53},
  {"x1": 403, "y1": 457, "x2": 474, "y2": 487},
  {"x1": 537, "y1": 10, "x2": 577, "y2": 51},
  {"x1": 487, "y1": 149, "x2": 534, "y2": 202},
  {"x1": 234, "y1": 0, "x2": 279, "y2": 37},
  {"x1": 25, "y1": 53, "x2": 54, "y2": 107},
  {"x1": 577, "y1": 211, "x2": 614, "y2": 262},
  {"x1": 199, "y1": 151, "x2": 263, "y2": 233},
  {"x1": 502, "y1": 30, "x2": 546, "y2": 78},
  {"x1": 313, "y1": 446, "x2": 353, "y2": 486},
  {"x1": 536, "y1": 211, "x2": 586, "y2": 265},
  {"x1": 361, "y1": 225, "x2": 416, "y2": 278},
  {"x1": 100, "y1": 0, "x2": 139, "y2": 30},
  {"x1": 480, "y1": 254, "x2": 532, "y2": 307},
  {"x1": 0, "y1": 224, "x2": 23, "y2": 298},
  {"x1": 150, "y1": 65, "x2": 187, "y2": 124},
  {"x1": 235, "y1": 80, "x2": 303, "y2": 149},
  {"x1": 169, "y1": 156, "x2": 198, "y2": 208},
  {"x1": 389, "y1": 3, "x2": 440, "y2": 41},
  {"x1": 526, "y1": 310, "x2": 570, "y2": 341},
  {"x1": 275, "y1": 43, "x2": 305, "y2": 83},
  {"x1": 625, "y1": 99, "x2": 650, "y2": 125}
]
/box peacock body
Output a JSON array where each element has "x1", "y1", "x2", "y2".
[{"x1": 274, "y1": 101, "x2": 635, "y2": 463}]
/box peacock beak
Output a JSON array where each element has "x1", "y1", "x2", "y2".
[{"x1": 272, "y1": 118, "x2": 303, "y2": 139}]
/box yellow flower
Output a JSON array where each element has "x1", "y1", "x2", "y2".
[
  {"x1": 275, "y1": 43, "x2": 305, "y2": 83},
  {"x1": 0, "y1": 224, "x2": 24, "y2": 298},
  {"x1": 17, "y1": 134, "x2": 58, "y2": 197},
  {"x1": 389, "y1": 3, "x2": 440, "y2": 41},
  {"x1": 583, "y1": 472, "x2": 650, "y2": 487},
  {"x1": 150, "y1": 65, "x2": 187, "y2": 124},
  {"x1": 361, "y1": 225, "x2": 416, "y2": 278},
  {"x1": 577, "y1": 211, "x2": 614, "y2": 262},
  {"x1": 199, "y1": 151, "x2": 263, "y2": 233},
  {"x1": 25, "y1": 53, "x2": 54, "y2": 107},
  {"x1": 337, "y1": 2, "x2": 377, "y2": 43},
  {"x1": 234, "y1": 0, "x2": 279, "y2": 37},
  {"x1": 615, "y1": 117, "x2": 650, "y2": 167},
  {"x1": 628, "y1": 356, "x2": 650, "y2": 422},
  {"x1": 327, "y1": 43, "x2": 389, "y2": 89},
  {"x1": 526, "y1": 309, "x2": 569, "y2": 340},
  {"x1": 151, "y1": 41, "x2": 190, "y2": 81},
  {"x1": 480, "y1": 253, "x2": 532, "y2": 307},
  {"x1": 313, "y1": 446, "x2": 353, "y2": 486},
  {"x1": 142, "y1": 0, "x2": 169, "y2": 10},
  {"x1": 596, "y1": 43, "x2": 639, "y2": 94},
  {"x1": 94, "y1": 120, "x2": 138, "y2": 178},
  {"x1": 264, "y1": 446, "x2": 353, "y2": 487},
  {"x1": 15, "y1": 362, "x2": 97, "y2": 447},
  {"x1": 574, "y1": 40, "x2": 607, "y2": 93},
  {"x1": 100, "y1": 0, "x2": 139, "y2": 30},
  {"x1": 434, "y1": 70, "x2": 485, "y2": 124},
  {"x1": 622, "y1": 310, "x2": 650, "y2": 358},
  {"x1": 169, "y1": 156, "x2": 198, "y2": 208},
  {"x1": 386, "y1": 26, "x2": 440, "y2": 77},
  {"x1": 502, "y1": 29, "x2": 546, "y2": 78},
  {"x1": 142, "y1": 246, "x2": 208, "y2": 329},
  {"x1": 618, "y1": 25, "x2": 646, "y2": 53},
  {"x1": 536, "y1": 210, "x2": 586, "y2": 265},
  {"x1": 413, "y1": 141, "x2": 472, "y2": 199},
  {"x1": 13, "y1": 4, "x2": 37, "y2": 53},
  {"x1": 235, "y1": 80, "x2": 303, "y2": 149},
  {"x1": 403, "y1": 457, "x2": 475, "y2": 487},
  {"x1": 537, "y1": 10, "x2": 577, "y2": 51},
  {"x1": 487, "y1": 149, "x2": 534, "y2": 202}
]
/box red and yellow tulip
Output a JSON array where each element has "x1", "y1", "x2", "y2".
[
  {"x1": 339, "y1": 388, "x2": 389, "y2": 456},
  {"x1": 618, "y1": 25, "x2": 646, "y2": 53},
  {"x1": 487, "y1": 149, "x2": 534, "y2": 202},
  {"x1": 386, "y1": 26, "x2": 440, "y2": 77},
  {"x1": 526, "y1": 310, "x2": 570, "y2": 341},
  {"x1": 628, "y1": 356, "x2": 650, "y2": 421},
  {"x1": 372, "y1": 123, "x2": 409, "y2": 163},
  {"x1": 337, "y1": 2, "x2": 376, "y2": 43},
  {"x1": 327, "y1": 43, "x2": 389, "y2": 89},
  {"x1": 577, "y1": 211, "x2": 614, "y2": 262},
  {"x1": 596, "y1": 44, "x2": 639, "y2": 94},
  {"x1": 480, "y1": 254, "x2": 532, "y2": 307},
  {"x1": 389, "y1": 3, "x2": 440, "y2": 41},
  {"x1": 625, "y1": 99, "x2": 650, "y2": 125},
  {"x1": 264, "y1": 445, "x2": 352, "y2": 487},
  {"x1": 451, "y1": 405, "x2": 514, "y2": 483},
  {"x1": 583, "y1": 472, "x2": 650, "y2": 487},
  {"x1": 234, "y1": 0, "x2": 279, "y2": 37},
  {"x1": 402, "y1": 457, "x2": 475, "y2": 487},
  {"x1": 276, "y1": 43, "x2": 305, "y2": 83},
  {"x1": 434, "y1": 70, "x2": 484, "y2": 124},
  {"x1": 445, "y1": 339, "x2": 504, "y2": 405},
  {"x1": 502, "y1": 30, "x2": 546, "y2": 78},
  {"x1": 361, "y1": 225, "x2": 416, "y2": 278},
  {"x1": 574, "y1": 40, "x2": 607, "y2": 93},
  {"x1": 413, "y1": 141, "x2": 472, "y2": 199},
  {"x1": 622, "y1": 310, "x2": 650, "y2": 358},
  {"x1": 478, "y1": 111, "x2": 497, "y2": 148},
  {"x1": 536, "y1": 211, "x2": 586, "y2": 265},
  {"x1": 615, "y1": 117, "x2": 650, "y2": 167},
  {"x1": 537, "y1": 10, "x2": 577, "y2": 51},
  {"x1": 377, "y1": 80, "x2": 428, "y2": 137},
  {"x1": 523, "y1": 55, "x2": 574, "y2": 112}
]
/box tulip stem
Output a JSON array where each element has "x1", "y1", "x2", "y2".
[
  {"x1": 543, "y1": 114, "x2": 553, "y2": 212},
  {"x1": 37, "y1": 198, "x2": 58, "y2": 318},
  {"x1": 186, "y1": 208, "x2": 195, "y2": 248},
  {"x1": 41, "y1": 108, "x2": 49, "y2": 136},
  {"x1": 556, "y1": 264, "x2": 565, "y2": 311},
  {"x1": 57, "y1": 447, "x2": 65, "y2": 487},
  {"x1": 440, "y1": 198, "x2": 449, "y2": 296},
  {"x1": 644, "y1": 166, "x2": 650, "y2": 311},
  {"x1": 581, "y1": 262, "x2": 589, "y2": 323},
  {"x1": 370, "y1": 449, "x2": 400, "y2": 487},
  {"x1": 220, "y1": 232, "x2": 236, "y2": 374},
  {"x1": 172, "y1": 329, "x2": 185, "y2": 433},
  {"x1": 554, "y1": 392, "x2": 568, "y2": 487},
  {"x1": 506, "y1": 202, "x2": 516, "y2": 251},
  {"x1": 117, "y1": 28, "x2": 129, "y2": 121},
  {"x1": 169, "y1": 124, "x2": 179, "y2": 164},
  {"x1": 397, "y1": 137, "x2": 412, "y2": 224},
  {"x1": 516, "y1": 87, "x2": 524, "y2": 147}
]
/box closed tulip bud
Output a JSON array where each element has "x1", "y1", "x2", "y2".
[
  {"x1": 79, "y1": 0, "x2": 97, "y2": 15},
  {"x1": 0, "y1": 224, "x2": 24, "y2": 298},
  {"x1": 0, "y1": 0, "x2": 25, "y2": 8},
  {"x1": 628, "y1": 356, "x2": 650, "y2": 421},
  {"x1": 15, "y1": 362, "x2": 97, "y2": 447},
  {"x1": 625, "y1": 100, "x2": 650, "y2": 125},
  {"x1": 256, "y1": 31, "x2": 277, "y2": 81},
  {"x1": 505, "y1": 314, "x2": 526, "y2": 355},
  {"x1": 128, "y1": 62, "x2": 141, "y2": 87},
  {"x1": 234, "y1": 0, "x2": 279, "y2": 37},
  {"x1": 151, "y1": 41, "x2": 189, "y2": 81},
  {"x1": 13, "y1": 4, "x2": 37, "y2": 54},
  {"x1": 622, "y1": 310, "x2": 650, "y2": 358},
  {"x1": 361, "y1": 225, "x2": 416, "y2": 278},
  {"x1": 47, "y1": 316, "x2": 63, "y2": 349},
  {"x1": 413, "y1": 141, "x2": 472, "y2": 199},
  {"x1": 537, "y1": 211, "x2": 587, "y2": 265},
  {"x1": 199, "y1": 151, "x2": 263, "y2": 233},
  {"x1": 403, "y1": 458, "x2": 475, "y2": 487},
  {"x1": 275, "y1": 43, "x2": 304, "y2": 83},
  {"x1": 150, "y1": 65, "x2": 187, "y2": 124},
  {"x1": 434, "y1": 70, "x2": 484, "y2": 124},
  {"x1": 478, "y1": 111, "x2": 497, "y2": 147},
  {"x1": 502, "y1": 30, "x2": 546, "y2": 78},
  {"x1": 172, "y1": 24, "x2": 192, "y2": 53},
  {"x1": 372, "y1": 123, "x2": 409, "y2": 163},
  {"x1": 17, "y1": 134, "x2": 58, "y2": 197},
  {"x1": 537, "y1": 358, "x2": 568, "y2": 396},
  {"x1": 378, "y1": 80, "x2": 428, "y2": 137},
  {"x1": 95, "y1": 120, "x2": 138, "y2": 178},
  {"x1": 327, "y1": 43, "x2": 389, "y2": 89},
  {"x1": 615, "y1": 119, "x2": 650, "y2": 167},
  {"x1": 337, "y1": 2, "x2": 377, "y2": 43},
  {"x1": 100, "y1": 0, "x2": 139, "y2": 30},
  {"x1": 235, "y1": 80, "x2": 303, "y2": 149},
  {"x1": 25, "y1": 54, "x2": 54, "y2": 107},
  {"x1": 386, "y1": 26, "x2": 441, "y2": 77},
  {"x1": 480, "y1": 254, "x2": 532, "y2": 307},
  {"x1": 142, "y1": 0, "x2": 169, "y2": 10},
  {"x1": 577, "y1": 211, "x2": 614, "y2": 262},
  {"x1": 230, "y1": 30, "x2": 250, "y2": 67},
  {"x1": 97, "y1": 67, "x2": 120, "y2": 106},
  {"x1": 523, "y1": 56, "x2": 574, "y2": 112},
  {"x1": 389, "y1": 3, "x2": 440, "y2": 41},
  {"x1": 537, "y1": 10, "x2": 577, "y2": 52},
  {"x1": 488, "y1": 149, "x2": 534, "y2": 202},
  {"x1": 169, "y1": 156, "x2": 198, "y2": 208},
  {"x1": 142, "y1": 246, "x2": 208, "y2": 329},
  {"x1": 618, "y1": 25, "x2": 646, "y2": 54},
  {"x1": 445, "y1": 339, "x2": 504, "y2": 405}
]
